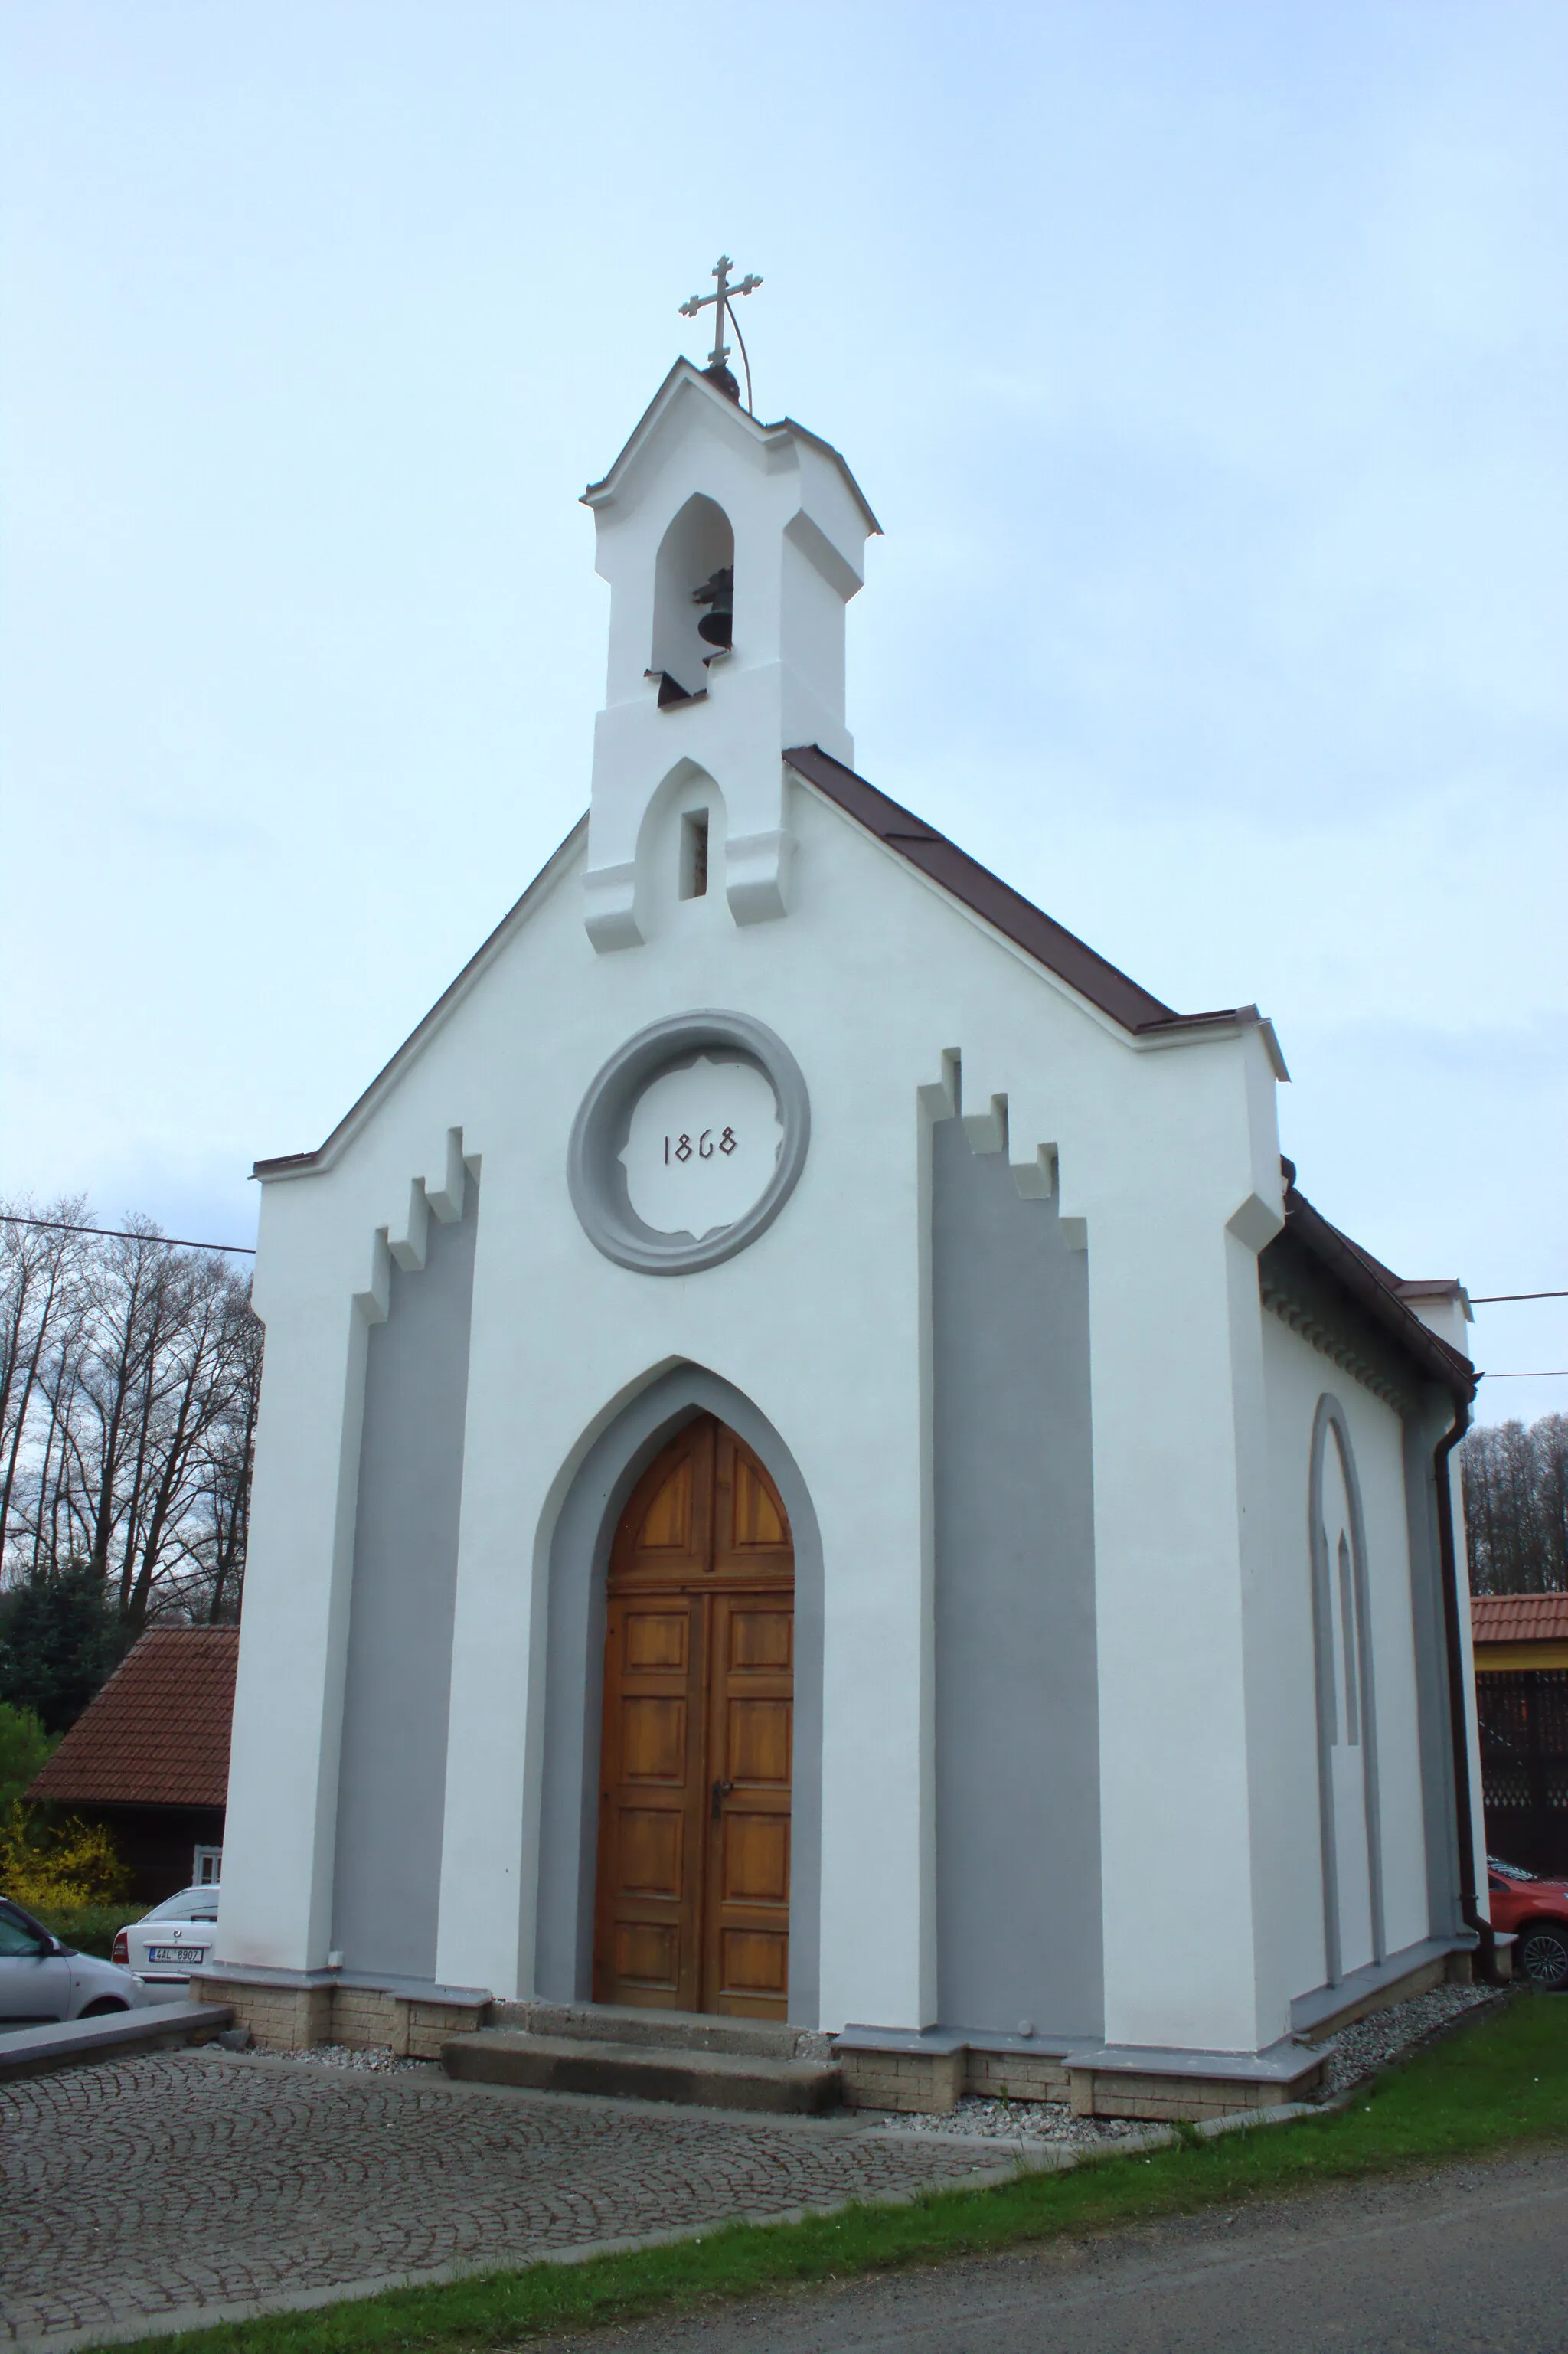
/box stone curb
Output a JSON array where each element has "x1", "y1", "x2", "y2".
[{"x1": 0, "y1": 2006, "x2": 234, "y2": 2085}]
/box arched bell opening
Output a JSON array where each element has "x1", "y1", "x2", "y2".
[
  {"x1": 534, "y1": 1366, "x2": 823, "y2": 2025},
  {"x1": 651, "y1": 494, "x2": 734, "y2": 705}
]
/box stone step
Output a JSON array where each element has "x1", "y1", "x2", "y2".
[
  {"x1": 442, "y1": 2029, "x2": 842, "y2": 2114},
  {"x1": 485, "y1": 1999, "x2": 806, "y2": 2061}
]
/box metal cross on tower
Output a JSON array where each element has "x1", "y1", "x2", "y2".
[{"x1": 678, "y1": 255, "x2": 763, "y2": 378}]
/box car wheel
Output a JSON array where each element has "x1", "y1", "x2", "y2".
[
  {"x1": 1517, "y1": 1924, "x2": 1568, "y2": 1990},
  {"x1": 77, "y1": 1998, "x2": 129, "y2": 2018}
]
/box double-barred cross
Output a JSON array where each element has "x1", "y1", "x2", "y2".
[{"x1": 678, "y1": 255, "x2": 763, "y2": 374}]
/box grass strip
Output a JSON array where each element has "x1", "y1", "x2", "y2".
[{"x1": 91, "y1": 1995, "x2": 1568, "y2": 2354}]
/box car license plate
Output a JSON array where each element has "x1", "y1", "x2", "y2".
[{"x1": 147, "y1": 1946, "x2": 204, "y2": 1965}]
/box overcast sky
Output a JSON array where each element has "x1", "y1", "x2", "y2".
[{"x1": 4, "y1": 2, "x2": 1564, "y2": 1422}]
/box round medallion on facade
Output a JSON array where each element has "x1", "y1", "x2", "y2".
[{"x1": 568, "y1": 1011, "x2": 809, "y2": 1273}]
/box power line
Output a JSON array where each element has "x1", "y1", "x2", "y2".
[
  {"x1": 1, "y1": 1211, "x2": 1561, "y2": 1298},
  {"x1": 0, "y1": 1211, "x2": 255, "y2": 1257},
  {"x1": 1482, "y1": 1370, "x2": 1568, "y2": 1380}
]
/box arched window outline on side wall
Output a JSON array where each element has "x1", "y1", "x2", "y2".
[
  {"x1": 1309, "y1": 1392, "x2": 1385, "y2": 1985},
  {"x1": 652, "y1": 494, "x2": 734, "y2": 705}
]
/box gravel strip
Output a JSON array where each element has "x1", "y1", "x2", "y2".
[
  {"x1": 270, "y1": 2041, "x2": 439, "y2": 2074},
  {"x1": 867, "y1": 1982, "x2": 1504, "y2": 2144},
  {"x1": 1315, "y1": 1980, "x2": 1501, "y2": 2097},
  {"x1": 869, "y1": 2098, "x2": 1145, "y2": 2148}
]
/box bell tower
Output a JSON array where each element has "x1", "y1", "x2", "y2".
[{"x1": 579, "y1": 294, "x2": 879, "y2": 952}]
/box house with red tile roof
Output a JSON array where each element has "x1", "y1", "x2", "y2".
[
  {"x1": 1471, "y1": 1595, "x2": 1568, "y2": 1876},
  {"x1": 25, "y1": 1627, "x2": 237, "y2": 1902},
  {"x1": 1472, "y1": 1593, "x2": 1568, "y2": 1668}
]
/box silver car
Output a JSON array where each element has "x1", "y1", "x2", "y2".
[
  {"x1": 0, "y1": 1895, "x2": 152, "y2": 2027},
  {"x1": 114, "y1": 1883, "x2": 220, "y2": 1984}
]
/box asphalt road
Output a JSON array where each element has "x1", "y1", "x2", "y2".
[{"x1": 554, "y1": 2149, "x2": 1568, "y2": 2352}]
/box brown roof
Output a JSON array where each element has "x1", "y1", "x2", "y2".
[
  {"x1": 26, "y1": 1627, "x2": 238, "y2": 1810},
  {"x1": 786, "y1": 746, "x2": 1244, "y2": 1038},
  {"x1": 1471, "y1": 1594, "x2": 1568, "y2": 1645}
]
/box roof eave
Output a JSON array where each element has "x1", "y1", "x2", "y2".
[
  {"x1": 581, "y1": 361, "x2": 882, "y2": 536},
  {"x1": 1281, "y1": 1171, "x2": 1478, "y2": 1403}
]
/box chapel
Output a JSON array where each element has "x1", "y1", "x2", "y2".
[{"x1": 206, "y1": 299, "x2": 1490, "y2": 2117}]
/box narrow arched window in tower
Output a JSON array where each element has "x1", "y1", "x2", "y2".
[
  {"x1": 651, "y1": 494, "x2": 735, "y2": 707},
  {"x1": 680, "y1": 809, "x2": 710, "y2": 899}
]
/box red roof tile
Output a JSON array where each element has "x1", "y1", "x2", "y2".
[
  {"x1": 1471, "y1": 1594, "x2": 1568, "y2": 1646},
  {"x1": 26, "y1": 1627, "x2": 238, "y2": 1809}
]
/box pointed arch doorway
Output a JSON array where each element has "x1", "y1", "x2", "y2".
[{"x1": 593, "y1": 1411, "x2": 795, "y2": 2018}]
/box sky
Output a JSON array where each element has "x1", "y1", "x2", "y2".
[{"x1": 3, "y1": 1, "x2": 1565, "y2": 1424}]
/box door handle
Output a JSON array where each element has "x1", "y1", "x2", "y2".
[{"x1": 710, "y1": 1779, "x2": 735, "y2": 1821}]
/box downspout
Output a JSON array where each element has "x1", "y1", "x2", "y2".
[{"x1": 1432, "y1": 1394, "x2": 1498, "y2": 1980}]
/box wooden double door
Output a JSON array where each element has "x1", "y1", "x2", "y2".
[{"x1": 593, "y1": 1414, "x2": 794, "y2": 2018}]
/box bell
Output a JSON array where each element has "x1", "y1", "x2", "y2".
[{"x1": 693, "y1": 565, "x2": 733, "y2": 649}]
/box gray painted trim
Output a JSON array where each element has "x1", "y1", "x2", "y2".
[
  {"x1": 534, "y1": 1365, "x2": 824, "y2": 2025},
  {"x1": 1062, "y1": 2037, "x2": 1321, "y2": 2085},
  {"x1": 201, "y1": 1960, "x2": 489, "y2": 2000},
  {"x1": 837, "y1": 2025, "x2": 1070, "y2": 2058},
  {"x1": 930, "y1": 1117, "x2": 1102, "y2": 2043},
  {"x1": 836, "y1": 2026, "x2": 1321, "y2": 2085},
  {"x1": 1289, "y1": 1932, "x2": 1473, "y2": 2036},
  {"x1": 332, "y1": 1188, "x2": 477, "y2": 1981},
  {"x1": 1308, "y1": 1394, "x2": 1386, "y2": 1986},
  {"x1": 198, "y1": 1963, "x2": 340, "y2": 1990},
  {"x1": 335, "y1": 1973, "x2": 490, "y2": 2003},
  {"x1": 567, "y1": 1012, "x2": 810, "y2": 1274},
  {"x1": 835, "y1": 2025, "x2": 971, "y2": 2055}
]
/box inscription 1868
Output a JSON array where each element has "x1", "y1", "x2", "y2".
[{"x1": 663, "y1": 1127, "x2": 739, "y2": 1164}]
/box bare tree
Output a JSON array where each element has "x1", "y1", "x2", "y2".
[
  {"x1": 0, "y1": 1203, "x2": 89, "y2": 1569},
  {"x1": 201, "y1": 1286, "x2": 261, "y2": 1626},
  {"x1": 1462, "y1": 1415, "x2": 1568, "y2": 1594},
  {"x1": 0, "y1": 1199, "x2": 262, "y2": 1636}
]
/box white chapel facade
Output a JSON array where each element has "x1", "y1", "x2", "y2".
[{"x1": 207, "y1": 345, "x2": 1488, "y2": 2113}]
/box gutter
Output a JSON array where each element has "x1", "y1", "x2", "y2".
[{"x1": 1432, "y1": 1391, "x2": 1500, "y2": 1980}]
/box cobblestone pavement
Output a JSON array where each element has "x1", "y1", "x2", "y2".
[{"x1": 0, "y1": 2050, "x2": 1004, "y2": 2349}]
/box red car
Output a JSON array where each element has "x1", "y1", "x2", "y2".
[{"x1": 1488, "y1": 1860, "x2": 1568, "y2": 1989}]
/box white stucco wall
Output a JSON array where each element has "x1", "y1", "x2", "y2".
[
  {"x1": 1253, "y1": 1311, "x2": 1439, "y2": 2038},
  {"x1": 1351, "y1": 1378, "x2": 1430, "y2": 1957},
  {"x1": 218, "y1": 757, "x2": 1290, "y2": 2048},
  {"x1": 1249, "y1": 1313, "x2": 1331, "y2": 2031}
]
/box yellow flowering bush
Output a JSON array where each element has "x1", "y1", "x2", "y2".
[{"x1": 0, "y1": 1800, "x2": 129, "y2": 1909}]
